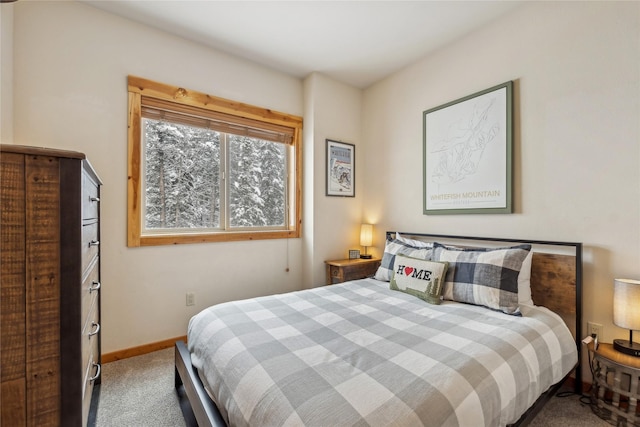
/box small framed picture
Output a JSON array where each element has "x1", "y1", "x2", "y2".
[
  {"x1": 348, "y1": 249, "x2": 360, "y2": 259},
  {"x1": 326, "y1": 139, "x2": 355, "y2": 197}
]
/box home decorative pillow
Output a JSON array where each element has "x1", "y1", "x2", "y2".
[
  {"x1": 390, "y1": 254, "x2": 448, "y2": 305},
  {"x1": 374, "y1": 237, "x2": 432, "y2": 282},
  {"x1": 432, "y1": 243, "x2": 532, "y2": 315}
]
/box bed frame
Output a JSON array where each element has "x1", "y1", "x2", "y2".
[{"x1": 175, "y1": 232, "x2": 582, "y2": 427}]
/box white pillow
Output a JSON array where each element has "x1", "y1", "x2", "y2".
[
  {"x1": 517, "y1": 250, "x2": 534, "y2": 306},
  {"x1": 395, "y1": 233, "x2": 432, "y2": 248}
]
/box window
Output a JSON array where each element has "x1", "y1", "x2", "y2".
[{"x1": 127, "y1": 76, "x2": 302, "y2": 246}]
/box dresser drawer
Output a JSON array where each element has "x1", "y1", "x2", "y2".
[
  {"x1": 82, "y1": 374, "x2": 96, "y2": 427},
  {"x1": 82, "y1": 222, "x2": 100, "y2": 273},
  {"x1": 82, "y1": 170, "x2": 100, "y2": 221},
  {"x1": 81, "y1": 260, "x2": 100, "y2": 324},
  {"x1": 81, "y1": 298, "x2": 100, "y2": 375},
  {"x1": 82, "y1": 345, "x2": 100, "y2": 427},
  {"x1": 81, "y1": 336, "x2": 100, "y2": 397}
]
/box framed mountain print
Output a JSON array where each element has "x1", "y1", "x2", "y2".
[{"x1": 423, "y1": 81, "x2": 513, "y2": 214}]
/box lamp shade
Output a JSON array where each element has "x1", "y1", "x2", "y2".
[
  {"x1": 613, "y1": 279, "x2": 640, "y2": 331},
  {"x1": 360, "y1": 224, "x2": 373, "y2": 247}
]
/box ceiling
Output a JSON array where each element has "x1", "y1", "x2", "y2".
[{"x1": 82, "y1": 1, "x2": 524, "y2": 89}]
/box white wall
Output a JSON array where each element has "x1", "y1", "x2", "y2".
[
  {"x1": 9, "y1": 0, "x2": 333, "y2": 353},
  {"x1": 363, "y1": 0, "x2": 640, "y2": 353},
  {"x1": 0, "y1": 2, "x2": 14, "y2": 144},
  {"x1": 302, "y1": 73, "x2": 364, "y2": 287}
]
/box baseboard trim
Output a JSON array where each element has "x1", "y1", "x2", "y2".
[
  {"x1": 102, "y1": 335, "x2": 187, "y2": 363},
  {"x1": 563, "y1": 375, "x2": 592, "y2": 394}
]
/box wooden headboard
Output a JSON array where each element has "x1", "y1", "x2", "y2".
[{"x1": 386, "y1": 231, "x2": 583, "y2": 391}]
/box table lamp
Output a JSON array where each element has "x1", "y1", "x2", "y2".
[
  {"x1": 360, "y1": 224, "x2": 373, "y2": 259},
  {"x1": 613, "y1": 278, "x2": 640, "y2": 357}
]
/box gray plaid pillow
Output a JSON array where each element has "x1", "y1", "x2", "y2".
[
  {"x1": 432, "y1": 243, "x2": 531, "y2": 315},
  {"x1": 374, "y1": 237, "x2": 432, "y2": 281}
]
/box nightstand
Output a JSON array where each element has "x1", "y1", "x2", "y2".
[
  {"x1": 325, "y1": 258, "x2": 381, "y2": 285},
  {"x1": 588, "y1": 341, "x2": 640, "y2": 425}
]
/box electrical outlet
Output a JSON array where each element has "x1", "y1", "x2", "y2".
[
  {"x1": 186, "y1": 292, "x2": 195, "y2": 306},
  {"x1": 588, "y1": 321, "x2": 603, "y2": 339}
]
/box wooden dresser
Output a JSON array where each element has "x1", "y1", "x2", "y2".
[{"x1": 1, "y1": 144, "x2": 102, "y2": 426}]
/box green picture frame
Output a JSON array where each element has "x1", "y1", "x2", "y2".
[{"x1": 423, "y1": 81, "x2": 513, "y2": 215}]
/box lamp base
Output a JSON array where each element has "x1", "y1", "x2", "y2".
[
  {"x1": 360, "y1": 254, "x2": 372, "y2": 259},
  {"x1": 613, "y1": 339, "x2": 640, "y2": 357}
]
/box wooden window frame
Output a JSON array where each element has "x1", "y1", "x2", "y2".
[{"x1": 127, "y1": 76, "x2": 302, "y2": 247}]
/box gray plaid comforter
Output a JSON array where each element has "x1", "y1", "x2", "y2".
[{"x1": 188, "y1": 278, "x2": 577, "y2": 427}]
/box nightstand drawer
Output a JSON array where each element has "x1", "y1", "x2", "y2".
[
  {"x1": 325, "y1": 258, "x2": 381, "y2": 285},
  {"x1": 329, "y1": 265, "x2": 344, "y2": 283}
]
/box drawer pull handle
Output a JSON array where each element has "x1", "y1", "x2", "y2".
[
  {"x1": 90, "y1": 196, "x2": 100, "y2": 203},
  {"x1": 89, "y1": 322, "x2": 100, "y2": 337},
  {"x1": 89, "y1": 240, "x2": 100, "y2": 247},
  {"x1": 90, "y1": 281, "x2": 101, "y2": 293},
  {"x1": 89, "y1": 363, "x2": 101, "y2": 382}
]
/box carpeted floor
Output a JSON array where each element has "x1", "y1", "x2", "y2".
[
  {"x1": 96, "y1": 347, "x2": 610, "y2": 427},
  {"x1": 529, "y1": 389, "x2": 610, "y2": 427},
  {"x1": 96, "y1": 348, "x2": 186, "y2": 427}
]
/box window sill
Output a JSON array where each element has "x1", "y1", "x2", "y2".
[{"x1": 129, "y1": 229, "x2": 300, "y2": 247}]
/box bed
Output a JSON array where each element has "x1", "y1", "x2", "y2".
[{"x1": 175, "y1": 232, "x2": 583, "y2": 427}]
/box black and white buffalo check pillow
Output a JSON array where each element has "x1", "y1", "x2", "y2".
[
  {"x1": 374, "y1": 237, "x2": 432, "y2": 281},
  {"x1": 432, "y1": 242, "x2": 532, "y2": 315}
]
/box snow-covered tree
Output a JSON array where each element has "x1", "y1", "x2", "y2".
[{"x1": 143, "y1": 118, "x2": 286, "y2": 230}]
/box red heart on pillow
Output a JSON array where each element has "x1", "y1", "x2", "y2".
[{"x1": 404, "y1": 267, "x2": 414, "y2": 276}]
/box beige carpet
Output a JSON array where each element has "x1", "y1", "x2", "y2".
[
  {"x1": 529, "y1": 389, "x2": 610, "y2": 427},
  {"x1": 96, "y1": 347, "x2": 610, "y2": 427},
  {"x1": 96, "y1": 348, "x2": 186, "y2": 427}
]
